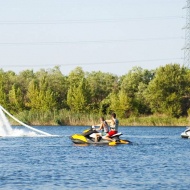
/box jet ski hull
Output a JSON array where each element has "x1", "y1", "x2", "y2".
[{"x1": 70, "y1": 133, "x2": 131, "y2": 145}]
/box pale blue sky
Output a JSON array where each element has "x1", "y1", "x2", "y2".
[{"x1": 0, "y1": 0, "x2": 186, "y2": 76}]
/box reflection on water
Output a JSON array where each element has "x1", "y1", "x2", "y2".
[{"x1": 0, "y1": 126, "x2": 189, "y2": 190}]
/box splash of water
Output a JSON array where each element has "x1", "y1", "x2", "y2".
[
  {"x1": 10, "y1": 128, "x2": 41, "y2": 137},
  {"x1": 0, "y1": 108, "x2": 38, "y2": 137},
  {"x1": 0, "y1": 106, "x2": 53, "y2": 137},
  {"x1": 0, "y1": 107, "x2": 13, "y2": 136}
]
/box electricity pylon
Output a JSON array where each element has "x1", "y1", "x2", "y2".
[{"x1": 183, "y1": 0, "x2": 190, "y2": 67}]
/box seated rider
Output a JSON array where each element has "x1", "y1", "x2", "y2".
[
  {"x1": 92, "y1": 116, "x2": 110, "y2": 142},
  {"x1": 96, "y1": 117, "x2": 109, "y2": 136},
  {"x1": 103, "y1": 113, "x2": 119, "y2": 141},
  {"x1": 87, "y1": 117, "x2": 109, "y2": 142}
]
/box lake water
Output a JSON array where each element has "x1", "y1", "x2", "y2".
[{"x1": 0, "y1": 126, "x2": 189, "y2": 190}]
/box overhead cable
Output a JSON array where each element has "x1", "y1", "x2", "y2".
[
  {"x1": 0, "y1": 58, "x2": 182, "y2": 68},
  {"x1": 0, "y1": 37, "x2": 183, "y2": 46}
]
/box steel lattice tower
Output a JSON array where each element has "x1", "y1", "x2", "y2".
[{"x1": 183, "y1": 0, "x2": 190, "y2": 67}]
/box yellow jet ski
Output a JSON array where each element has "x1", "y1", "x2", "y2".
[{"x1": 70, "y1": 127, "x2": 131, "y2": 146}]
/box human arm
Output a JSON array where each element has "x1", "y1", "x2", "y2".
[
  {"x1": 97, "y1": 123, "x2": 103, "y2": 131},
  {"x1": 106, "y1": 119, "x2": 115, "y2": 125}
]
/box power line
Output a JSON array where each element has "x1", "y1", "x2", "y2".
[
  {"x1": 0, "y1": 37, "x2": 183, "y2": 46},
  {"x1": 0, "y1": 16, "x2": 184, "y2": 25},
  {"x1": 0, "y1": 58, "x2": 182, "y2": 68}
]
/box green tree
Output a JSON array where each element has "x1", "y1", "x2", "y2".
[
  {"x1": 67, "y1": 81, "x2": 86, "y2": 113},
  {"x1": 26, "y1": 78, "x2": 56, "y2": 111},
  {"x1": 120, "y1": 67, "x2": 153, "y2": 96},
  {"x1": 17, "y1": 69, "x2": 36, "y2": 94},
  {"x1": 145, "y1": 64, "x2": 189, "y2": 117},
  {"x1": 135, "y1": 82, "x2": 151, "y2": 114},
  {"x1": 0, "y1": 69, "x2": 14, "y2": 110},
  {"x1": 86, "y1": 71, "x2": 118, "y2": 111},
  {"x1": 35, "y1": 67, "x2": 68, "y2": 109},
  {"x1": 109, "y1": 90, "x2": 132, "y2": 118},
  {"x1": 47, "y1": 67, "x2": 68, "y2": 109},
  {"x1": 120, "y1": 67, "x2": 153, "y2": 115},
  {"x1": 67, "y1": 67, "x2": 91, "y2": 112},
  {"x1": 9, "y1": 84, "x2": 25, "y2": 112},
  {"x1": 67, "y1": 67, "x2": 85, "y2": 87},
  {"x1": 0, "y1": 82, "x2": 7, "y2": 109}
]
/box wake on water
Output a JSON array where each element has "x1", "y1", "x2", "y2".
[
  {"x1": 0, "y1": 106, "x2": 57, "y2": 138},
  {"x1": 1, "y1": 128, "x2": 45, "y2": 137}
]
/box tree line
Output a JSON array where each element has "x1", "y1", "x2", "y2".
[{"x1": 0, "y1": 64, "x2": 190, "y2": 122}]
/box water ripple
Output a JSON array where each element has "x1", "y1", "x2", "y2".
[{"x1": 0, "y1": 126, "x2": 189, "y2": 190}]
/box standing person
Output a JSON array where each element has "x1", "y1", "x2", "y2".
[{"x1": 103, "y1": 113, "x2": 119, "y2": 141}]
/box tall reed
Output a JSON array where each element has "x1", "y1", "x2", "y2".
[{"x1": 8, "y1": 110, "x2": 188, "y2": 126}]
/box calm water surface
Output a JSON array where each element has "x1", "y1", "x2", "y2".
[{"x1": 0, "y1": 126, "x2": 189, "y2": 190}]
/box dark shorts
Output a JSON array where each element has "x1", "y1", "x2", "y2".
[{"x1": 108, "y1": 130, "x2": 117, "y2": 137}]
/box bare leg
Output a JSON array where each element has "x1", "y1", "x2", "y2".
[{"x1": 103, "y1": 135, "x2": 114, "y2": 142}]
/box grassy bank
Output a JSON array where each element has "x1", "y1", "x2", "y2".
[
  {"x1": 120, "y1": 116, "x2": 188, "y2": 126},
  {"x1": 9, "y1": 109, "x2": 100, "y2": 126},
  {"x1": 7, "y1": 110, "x2": 189, "y2": 127}
]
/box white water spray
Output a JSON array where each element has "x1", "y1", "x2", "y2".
[
  {"x1": 0, "y1": 105, "x2": 52, "y2": 137},
  {"x1": 0, "y1": 107, "x2": 13, "y2": 136}
]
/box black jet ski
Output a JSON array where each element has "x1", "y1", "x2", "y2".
[{"x1": 70, "y1": 128, "x2": 131, "y2": 146}]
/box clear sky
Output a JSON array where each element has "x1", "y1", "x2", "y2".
[{"x1": 0, "y1": 0, "x2": 186, "y2": 76}]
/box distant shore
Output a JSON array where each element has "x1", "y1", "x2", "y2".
[{"x1": 9, "y1": 114, "x2": 189, "y2": 127}]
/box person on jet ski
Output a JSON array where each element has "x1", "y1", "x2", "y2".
[
  {"x1": 90, "y1": 117, "x2": 110, "y2": 142},
  {"x1": 103, "y1": 113, "x2": 119, "y2": 141},
  {"x1": 96, "y1": 117, "x2": 109, "y2": 136}
]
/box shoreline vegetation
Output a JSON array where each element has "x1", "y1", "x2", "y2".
[
  {"x1": 1, "y1": 64, "x2": 190, "y2": 127},
  {"x1": 9, "y1": 110, "x2": 189, "y2": 127}
]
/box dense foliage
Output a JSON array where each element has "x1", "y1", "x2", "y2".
[{"x1": 0, "y1": 63, "x2": 190, "y2": 125}]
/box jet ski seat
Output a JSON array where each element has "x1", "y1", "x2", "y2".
[{"x1": 111, "y1": 132, "x2": 122, "y2": 137}]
